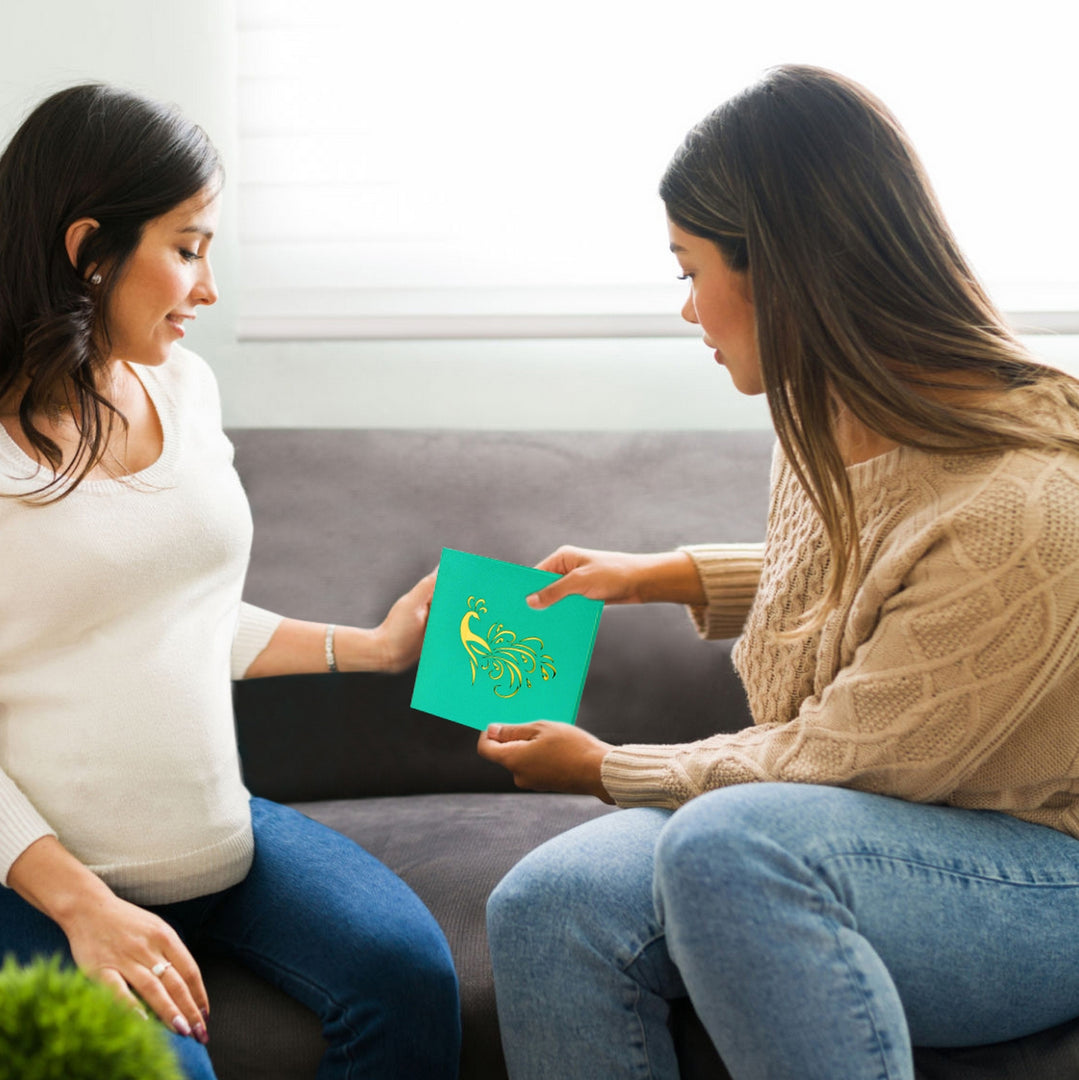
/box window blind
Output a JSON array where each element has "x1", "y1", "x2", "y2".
[{"x1": 237, "y1": 0, "x2": 1079, "y2": 340}]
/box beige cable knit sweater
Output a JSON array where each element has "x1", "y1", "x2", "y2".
[{"x1": 601, "y1": 385, "x2": 1079, "y2": 838}]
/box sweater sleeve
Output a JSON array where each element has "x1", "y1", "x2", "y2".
[
  {"x1": 603, "y1": 487, "x2": 1079, "y2": 809},
  {"x1": 231, "y1": 602, "x2": 285, "y2": 680},
  {"x1": 679, "y1": 543, "x2": 765, "y2": 639},
  {"x1": 0, "y1": 776, "x2": 57, "y2": 886}
]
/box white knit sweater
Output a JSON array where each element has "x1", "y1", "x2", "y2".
[{"x1": 0, "y1": 347, "x2": 281, "y2": 904}]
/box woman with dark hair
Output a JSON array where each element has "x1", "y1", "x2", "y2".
[
  {"x1": 0, "y1": 85, "x2": 459, "y2": 1079},
  {"x1": 480, "y1": 66, "x2": 1079, "y2": 1079}
]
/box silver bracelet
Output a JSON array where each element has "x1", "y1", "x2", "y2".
[{"x1": 324, "y1": 623, "x2": 338, "y2": 673}]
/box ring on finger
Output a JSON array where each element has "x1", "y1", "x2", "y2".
[{"x1": 151, "y1": 960, "x2": 173, "y2": 978}]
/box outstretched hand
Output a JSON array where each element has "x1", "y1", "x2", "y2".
[
  {"x1": 476, "y1": 721, "x2": 615, "y2": 803},
  {"x1": 527, "y1": 546, "x2": 652, "y2": 609},
  {"x1": 526, "y1": 546, "x2": 705, "y2": 610}
]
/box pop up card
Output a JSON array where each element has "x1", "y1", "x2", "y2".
[{"x1": 411, "y1": 548, "x2": 603, "y2": 731}]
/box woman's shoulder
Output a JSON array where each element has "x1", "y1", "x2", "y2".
[
  {"x1": 149, "y1": 344, "x2": 219, "y2": 394},
  {"x1": 964, "y1": 378, "x2": 1079, "y2": 487},
  {"x1": 895, "y1": 390, "x2": 1079, "y2": 577},
  {"x1": 856, "y1": 379, "x2": 1079, "y2": 488},
  {"x1": 138, "y1": 344, "x2": 223, "y2": 424}
]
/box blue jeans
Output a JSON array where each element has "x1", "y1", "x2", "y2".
[
  {"x1": 487, "y1": 783, "x2": 1079, "y2": 1080},
  {"x1": 0, "y1": 798, "x2": 460, "y2": 1080}
]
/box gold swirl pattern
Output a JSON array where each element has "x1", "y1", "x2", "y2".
[{"x1": 459, "y1": 596, "x2": 556, "y2": 699}]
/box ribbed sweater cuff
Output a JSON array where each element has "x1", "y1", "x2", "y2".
[
  {"x1": 0, "y1": 775, "x2": 57, "y2": 886},
  {"x1": 231, "y1": 602, "x2": 285, "y2": 679},
  {"x1": 679, "y1": 543, "x2": 764, "y2": 640},
  {"x1": 601, "y1": 745, "x2": 689, "y2": 809}
]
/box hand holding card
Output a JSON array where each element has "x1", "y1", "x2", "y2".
[
  {"x1": 411, "y1": 548, "x2": 604, "y2": 731},
  {"x1": 476, "y1": 721, "x2": 615, "y2": 801}
]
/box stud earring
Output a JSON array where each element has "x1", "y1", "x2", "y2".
[{"x1": 90, "y1": 273, "x2": 102, "y2": 286}]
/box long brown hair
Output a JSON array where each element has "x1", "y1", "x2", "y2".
[
  {"x1": 0, "y1": 84, "x2": 221, "y2": 499},
  {"x1": 660, "y1": 64, "x2": 1079, "y2": 627}
]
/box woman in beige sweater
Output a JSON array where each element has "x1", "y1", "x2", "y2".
[{"x1": 480, "y1": 66, "x2": 1079, "y2": 1080}]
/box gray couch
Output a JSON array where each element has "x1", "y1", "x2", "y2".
[{"x1": 200, "y1": 428, "x2": 1079, "y2": 1079}]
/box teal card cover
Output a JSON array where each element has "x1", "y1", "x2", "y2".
[{"x1": 411, "y1": 548, "x2": 603, "y2": 731}]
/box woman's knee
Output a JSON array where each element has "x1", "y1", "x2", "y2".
[
  {"x1": 488, "y1": 808, "x2": 670, "y2": 958},
  {"x1": 392, "y1": 909, "x2": 458, "y2": 1001},
  {"x1": 326, "y1": 894, "x2": 460, "y2": 1063},
  {"x1": 654, "y1": 783, "x2": 908, "y2": 928},
  {"x1": 338, "y1": 885, "x2": 459, "y2": 1016},
  {"x1": 487, "y1": 829, "x2": 596, "y2": 951},
  {"x1": 654, "y1": 784, "x2": 834, "y2": 902}
]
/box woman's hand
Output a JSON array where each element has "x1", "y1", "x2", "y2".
[
  {"x1": 7, "y1": 836, "x2": 209, "y2": 1043},
  {"x1": 372, "y1": 569, "x2": 437, "y2": 673},
  {"x1": 527, "y1": 546, "x2": 705, "y2": 609},
  {"x1": 477, "y1": 721, "x2": 616, "y2": 803},
  {"x1": 63, "y1": 892, "x2": 209, "y2": 1043}
]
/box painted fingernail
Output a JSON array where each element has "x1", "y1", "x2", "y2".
[
  {"x1": 201, "y1": 1007, "x2": 209, "y2": 1022},
  {"x1": 173, "y1": 1014, "x2": 192, "y2": 1037},
  {"x1": 193, "y1": 1021, "x2": 209, "y2": 1045}
]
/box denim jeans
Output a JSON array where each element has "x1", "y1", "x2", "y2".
[
  {"x1": 487, "y1": 783, "x2": 1079, "y2": 1080},
  {"x1": 0, "y1": 797, "x2": 460, "y2": 1079}
]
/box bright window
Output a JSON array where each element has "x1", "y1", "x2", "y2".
[{"x1": 237, "y1": 0, "x2": 1079, "y2": 340}]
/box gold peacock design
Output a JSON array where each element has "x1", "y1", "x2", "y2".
[{"x1": 459, "y1": 596, "x2": 556, "y2": 699}]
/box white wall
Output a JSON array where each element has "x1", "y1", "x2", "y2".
[{"x1": 2, "y1": 3, "x2": 1075, "y2": 432}]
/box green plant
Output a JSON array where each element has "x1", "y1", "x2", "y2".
[{"x1": 0, "y1": 955, "x2": 183, "y2": 1080}]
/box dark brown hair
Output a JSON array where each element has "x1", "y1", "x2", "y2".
[
  {"x1": 660, "y1": 64, "x2": 1079, "y2": 627},
  {"x1": 0, "y1": 83, "x2": 221, "y2": 498}
]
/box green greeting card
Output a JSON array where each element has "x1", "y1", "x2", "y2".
[{"x1": 411, "y1": 548, "x2": 603, "y2": 731}]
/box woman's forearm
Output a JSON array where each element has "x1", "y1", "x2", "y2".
[
  {"x1": 243, "y1": 570, "x2": 437, "y2": 679},
  {"x1": 7, "y1": 835, "x2": 115, "y2": 929},
  {"x1": 242, "y1": 618, "x2": 387, "y2": 678},
  {"x1": 635, "y1": 550, "x2": 708, "y2": 605}
]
